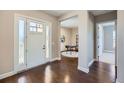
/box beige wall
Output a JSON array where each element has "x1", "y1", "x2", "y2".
[
  {"x1": 95, "y1": 11, "x2": 117, "y2": 23},
  {"x1": 0, "y1": 11, "x2": 14, "y2": 75},
  {"x1": 0, "y1": 10, "x2": 59, "y2": 75},
  {"x1": 60, "y1": 27, "x2": 78, "y2": 51},
  {"x1": 117, "y1": 10, "x2": 124, "y2": 82}
]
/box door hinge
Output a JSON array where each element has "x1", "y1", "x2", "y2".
[{"x1": 115, "y1": 66, "x2": 117, "y2": 79}]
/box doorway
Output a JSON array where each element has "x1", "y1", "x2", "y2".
[
  {"x1": 59, "y1": 16, "x2": 78, "y2": 58},
  {"x1": 14, "y1": 14, "x2": 51, "y2": 72},
  {"x1": 96, "y1": 21, "x2": 116, "y2": 65}
]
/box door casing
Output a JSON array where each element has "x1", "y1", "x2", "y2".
[
  {"x1": 96, "y1": 20, "x2": 117, "y2": 64},
  {"x1": 14, "y1": 13, "x2": 52, "y2": 72},
  {"x1": 96, "y1": 20, "x2": 117, "y2": 81}
]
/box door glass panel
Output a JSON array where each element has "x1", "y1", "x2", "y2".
[
  {"x1": 19, "y1": 20, "x2": 25, "y2": 64},
  {"x1": 30, "y1": 22, "x2": 37, "y2": 27},
  {"x1": 29, "y1": 22, "x2": 43, "y2": 32},
  {"x1": 37, "y1": 23, "x2": 43, "y2": 28},
  {"x1": 37, "y1": 23, "x2": 43, "y2": 32},
  {"x1": 30, "y1": 27, "x2": 36, "y2": 32},
  {"x1": 29, "y1": 22, "x2": 37, "y2": 32},
  {"x1": 37, "y1": 28, "x2": 43, "y2": 32}
]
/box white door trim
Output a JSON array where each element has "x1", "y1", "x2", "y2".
[
  {"x1": 96, "y1": 23, "x2": 100, "y2": 59},
  {"x1": 96, "y1": 20, "x2": 117, "y2": 62},
  {"x1": 14, "y1": 13, "x2": 52, "y2": 72}
]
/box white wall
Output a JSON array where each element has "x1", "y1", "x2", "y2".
[
  {"x1": 103, "y1": 25, "x2": 114, "y2": 52},
  {"x1": 0, "y1": 10, "x2": 59, "y2": 75},
  {"x1": 87, "y1": 12, "x2": 95, "y2": 66},
  {"x1": 117, "y1": 10, "x2": 124, "y2": 82},
  {"x1": 78, "y1": 11, "x2": 89, "y2": 72}
]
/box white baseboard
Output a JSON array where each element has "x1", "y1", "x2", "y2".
[
  {"x1": 0, "y1": 71, "x2": 17, "y2": 80},
  {"x1": 104, "y1": 50, "x2": 113, "y2": 53},
  {"x1": 0, "y1": 58, "x2": 62, "y2": 80},
  {"x1": 88, "y1": 59, "x2": 95, "y2": 67},
  {"x1": 26, "y1": 61, "x2": 48, "y2": 70},
  {"x1": 116, "y1": 80, "x2": 120, "y2": 83},
  {"x1": 50, "y1": 57, "x2": 61, "y2": 62},
  {"x1": 78, "y1": 66, "x2": 89, "y2": 73},
  {"x1": 116, "y1": 78, "x2": 120, "y2": 83}
]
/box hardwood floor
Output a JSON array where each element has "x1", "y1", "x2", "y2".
[{"x1": 0, "y1": 56, "x2": 115, "y2": 83}]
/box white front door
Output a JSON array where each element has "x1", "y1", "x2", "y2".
[
  {"x1": 26, "y1": 19, "x2": 46, "y2": 68},
  {"x1": 14, "y1": 15, "x2": 51, "y2": 72}
]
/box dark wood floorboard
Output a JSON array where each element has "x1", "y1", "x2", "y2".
[{"x1": 0, "y1": 56, "x2": 115, "y2": 83}]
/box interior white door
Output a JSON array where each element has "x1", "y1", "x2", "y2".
[
  {"x1": 27, "y1": 19, "x2": 46, "y2": 68},
  {"x1": 14, "y1": 16, "x2": 27, "y2": 72},
  {"x1": 97, "y1": 24, "x2": 103, "y2": 58}
]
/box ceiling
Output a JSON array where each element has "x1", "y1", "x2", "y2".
[
  {"x1": 60, "y1": 16, "x2": 78, "y2": 28},
  {"x1": 43, "y1": 10, "x2": 73, "y2": 17},
  {"x1": 43, "y1": 10, "x2": 114, "y2": 17},
  {"x1": 43, "y1": 10, "x2": 114, "y2": 28},
  {"x1": 89, "y1": 10, "x2": 113, "y2": 16}
]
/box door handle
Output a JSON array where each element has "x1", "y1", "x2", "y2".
[{"x1": 43, "y1": 45, "x2": 45, "y2": 49}]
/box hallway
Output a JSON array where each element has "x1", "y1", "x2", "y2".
[{"x1": 99, "y1": 52, "x2": 115, "y2": 65}]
